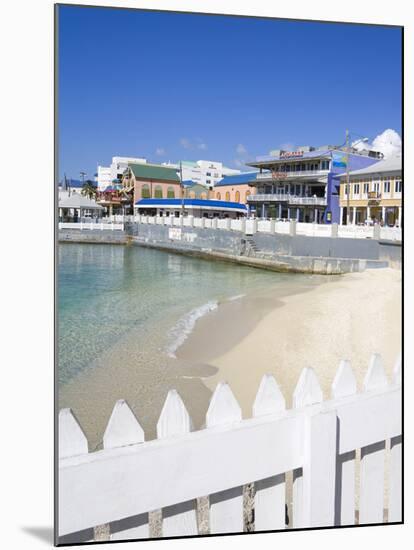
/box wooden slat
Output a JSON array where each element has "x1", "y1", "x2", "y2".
[
  {"x1": 332, "y1": 360, "x2": 357, "y2": 526},
  {"x1": 207, "y1": 383, "x2": 243, "y2": 534},
  {"x1": 253, "y1": 374, "x2": 286, "y2": 531},
  {"x1": 359, "y1": 355, "x2": 388, "y2": 525},
  {"x1": 292, "y1": 368, "x2": 323, "y2": 528},
  {"x1": 157, "y1": 390, "x2": 197, "y2": 537},
  {"x1": 103, "y1": 400, "x2": 148, "y2": 541}
]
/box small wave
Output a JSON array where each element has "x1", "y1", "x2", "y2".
[
  {"x1": 227, "y1": 293, "x2": 246, "y2": 302},
  {"x1": 166, "y1": 301, "x2": 218, "y2": 358}
]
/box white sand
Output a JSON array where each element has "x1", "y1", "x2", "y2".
[{"x1": 201, "y1": 268, "x2": 401, "y2": 416}]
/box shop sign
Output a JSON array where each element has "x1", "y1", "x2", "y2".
[{"x1": 279, "y1": 151, "x2": 304, "y2": 159}]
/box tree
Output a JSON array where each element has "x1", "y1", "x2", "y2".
[{"x1": 81, "y1": 180, "x2": 97, "y2": 200}]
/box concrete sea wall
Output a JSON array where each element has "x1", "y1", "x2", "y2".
[
  {"x1": 128, "y1": 223, "x2": 390, "y2": 274},
  {"x1": 59, "y1": 228, "x2": 128, "y2": 244}
]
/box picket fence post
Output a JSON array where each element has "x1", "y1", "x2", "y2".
[
  {"x1": 359, "y1": 354, "x2": 388, "y2": 524},
  {"x1": 253, "y1": 374, "x2": 287, "y2": 530},
  {"x1": 292, "y1": 367, "x2": 337, "y2": 528},
  {"x1": 206, "y1": 382, "x2": 243, "y2": 534},
  {"x1": 156, "y1": 390, "x2": 198, "y2": 537},
  {"x1": 332, "y1": 360, "x2": 357, "y2": 525},
  {"x1": 101, "y1": 400, "x2": 148, "y2": 541}
]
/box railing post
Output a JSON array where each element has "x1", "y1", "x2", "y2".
[
  {"x1": 373, "y1": 224, "x2": 380, "y2": 240},
  {"x1": 252, "y1": 218, "x2": 258, "y2": 234},
  {"x1": 331, "y1": 223, "x2": 338, "y2": 238},
  {"x1": 212, "y1": 217, "x2": 218, "y2": 230},
  {"x1": 240, "y1": 218, "x2": 246, "y2": 233},
  {"x1": 270, "y1": 219, "x2": 276, "y2": 233},
  {"x1": 289, "y1": 220, "x2": 297, "y2": 236},
  {"x1": 200, "y1": 217, "x2": 205, "y2": 229},
  {"x1": 226, "y1": 217, "x2": 231, "y2": 231}
]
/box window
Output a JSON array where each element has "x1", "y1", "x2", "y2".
[
  {"x1": 154, "y1": 185, "x2": 163, "y2": 198},
  {"x1": 216, "y1": 192, "x2": 221, "y2": 200},
  {"x1": 225, "y1": 191, "x2": 231, "y2": 201},
  {"x1": 383, "y1": 181, "x2": 391, "y2": 193},
  {"x1": 167, "y1": 186, "x2": 175, "y2": 199},
  {"x1": 206, "y1": 172, "x2": 212, "y2": 177},
  {"x1": 235, "y1": 191, "x2": 240, "y2": 203},
  {"x1": 206, "y1": 179, "x2": 211, "y2": 184},
  {"x1": 373, "y1": 181, "x2": 380, "y2": 193},
  {"x1": 353, "y1": 183, "x2": 360, "y2": 195},
  {"x1": 363, "y1": 183, "x2": 369, "y2": 195},
  {"x1": 344, "y1": 185, "x2": 348, "y2": 196},
  {"x1": 395, "y1": 180, "x2": 402, "y2": 193},
  {"x1": 141, "y1": 184, "x2": 150, "y2": 198}
]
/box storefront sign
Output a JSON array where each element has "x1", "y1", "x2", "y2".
[
  {"x1": 271, "y1": 171, "x2": 288, "y2": 179},
  {"x1": 279, "y1": 151, "x2": 304, "y2": 159}
]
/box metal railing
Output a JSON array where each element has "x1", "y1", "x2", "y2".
[
  {"x1": 247, "y1": 194, "x2": 327, "y2": 206},
  {"x1": 256, "y1": 169, "x2": 329, "y2": 180}
]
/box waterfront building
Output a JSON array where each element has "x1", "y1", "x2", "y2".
[
  {"x1": 96, "y1": 156, "x2": 147, "y2": 190},
  {"x1": 135, "y1": 198, "x2": 247, "y2": 219},
  {"x1": 214, "y1": 172, "x2": 257, "y2": 204},
  {"x1": 162, "y1": 159, "x2": 240, "y2": 188},
  {"x1": 245, "y1": 145, "x2": 382, "y2": 223},
  {"x1": 339, "y1": 155, "x2": 402, "y2": 226},
  {"x1": 58, "y1": 193, "x2": 103, "y2": 222},
  {"x1": 122, "y1": 162, "x2": 182, "y2": 206}
]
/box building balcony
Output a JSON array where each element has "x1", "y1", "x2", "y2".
[
  {"x1": 255, "y1": 169, "x2": 329, "y2": 181},
  {"x1": 247, "y1": 194, "x2": 327, "y2": 206}
]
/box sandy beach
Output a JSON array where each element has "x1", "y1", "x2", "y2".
[
  {"x1": 177, "y1": 267, "x2": 401, "y2": 416},
  {"x1": 59, "y1": 267, "x2": 401, "y2": 451}
]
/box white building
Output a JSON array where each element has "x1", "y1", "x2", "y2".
[
  {"x1": 96, "y1": 156, "x2": 147, "y2": 190},
  {"x1": 162, "y1": 160, "x2": 240, "y2": 188}
]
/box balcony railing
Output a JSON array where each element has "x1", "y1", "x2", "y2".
[
  {"x1": 248, "y1": 194, "x2": 327, "y2": 206},
  {"x1": 256, "y1": 169, "x2": 329, "y2": 181}
]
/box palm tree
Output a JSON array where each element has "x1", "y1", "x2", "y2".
[{"x1": 81, "y1": 180, "x2": 97, "y2": 200}]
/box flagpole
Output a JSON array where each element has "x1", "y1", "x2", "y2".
[{"x1": 345, "y1": 129, "x2": 350, "y2": 225}]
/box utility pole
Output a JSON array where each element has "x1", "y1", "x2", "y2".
[
  {"x1": 180, "y1": 160, "x2": 185, "y2": 218},
  {"x1": 345, "y1": 129, "x2": 351, "y2": 225}
]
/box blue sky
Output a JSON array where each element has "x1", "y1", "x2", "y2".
[{"x1": 58, "y1": 5, "x2": 402, "y2": 180}]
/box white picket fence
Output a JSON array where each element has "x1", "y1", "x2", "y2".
[
  {"x1": 133, "y1": 215, "x2": 401, "y2": 242},
  {"x1": 58, "y1": 353, "x2": 402, "y2": 542},
  {"x1": 59, "y1": 222, "x2": 125, "y2": 231}
]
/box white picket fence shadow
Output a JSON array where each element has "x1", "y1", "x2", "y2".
[{"x1": 58, "y1": 354, "x2": 402, "y2": 543}]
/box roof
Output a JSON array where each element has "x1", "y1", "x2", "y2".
[
  {"x1": 339, "y1": 155, "x2": 402, "y2": 178},
  {"x1": 135, "y1": 198, "x2": 247, "y2": 212},
  {"x1": 215, "y1": 172, "x2": 257, "y2": 186},
  {"x1": 59, "y1": 194, "x2": 103, "y2": 209},
  {"x1": 248, "y1": 150, "x2": 332, "y2": 166},
  {"x1": 129, "y1": 163, "x2": 180, "y2": 182}
]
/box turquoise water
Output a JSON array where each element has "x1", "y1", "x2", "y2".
[{"x1": 58, "y1": 243, "x2": 310, "y2": 385}]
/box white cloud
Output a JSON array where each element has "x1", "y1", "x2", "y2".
[
  {"x1": 155, "y1": 147, "x2": 165, "y2": 156},
  {"x1": 197, "y1": 142, "x2": 207, "y2": 151},
  {"x1": 372, "y1": 129, "x2": 402, "y2": 158},
  {"x1": 236, "y1": 143, "x2": 247, "y2": 155},
  {"x1": 352, "y1": 129, "x2": 401, "y2": 159},
  {"x1": 233, "y1": 159, "x2": 244, "y2": 168}
]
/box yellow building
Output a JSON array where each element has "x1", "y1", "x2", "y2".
[{"x1": 339, "y1": 156, "x2": 402, "y2": 226}]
